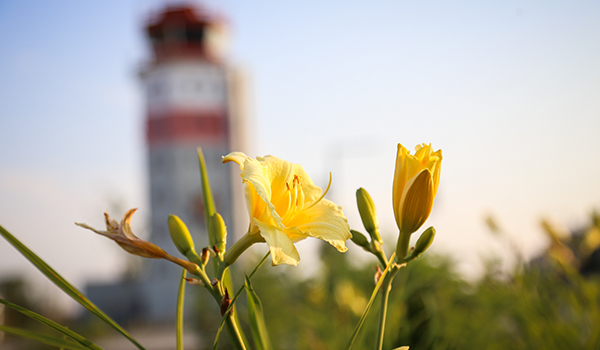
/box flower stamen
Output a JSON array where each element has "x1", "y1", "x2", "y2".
[{"x1": 303, "y1": 172, "x2": 332, "y2": 212}]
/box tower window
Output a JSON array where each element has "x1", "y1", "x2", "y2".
[{"x1": 186, "y1": 28, "x2": 204, "y2": 43}]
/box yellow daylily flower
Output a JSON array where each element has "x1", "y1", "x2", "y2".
[
  {"x1": 76, "y1": 209, "x2": 199, "y2": 274},
  {"x1": 223, "y1": 152, "x2": 351, "y2": 266},
  {"x1": 392, "y1": 143, "x2": 442, "y2": 235}
]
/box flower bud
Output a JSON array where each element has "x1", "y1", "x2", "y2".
[
  {"x1": 350, "y1": 229, "x2": 370, "y2": 249},
  {"x1": 356, "y1": 188, "x2": 382, "y2": 243},
  {"x1": 208, "y1": 213, "x2": 227, "y2": 254},
  {"x1": 410, "y1": 226, "x2": 435, "y2": 259},
  {"x1": 168, "y1": 215, "x2": 197, "y2": 257},
  {"x1": 393, "y1": 143, "x2": 442, "y2": 236}
]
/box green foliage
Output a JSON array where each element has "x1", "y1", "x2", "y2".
[
  {"x1": 215, "y1": 240, "x2": 600, "y2": 350},
  {"x1": 0, "y1": 299, "x2": 102, "y2": 350},
  {"x1": 245, "y1": 275, "x2": 273, "y2": 350},
  {"x1": 0, "y1": 225, "x2": 146, "y2": 350},
  {"x1": 0, "y1": 326, "x2": 91, "y2": 350}
]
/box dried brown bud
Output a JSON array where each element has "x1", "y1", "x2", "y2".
[
  {"x1": 220, "y1": 288, "x2": 233, "y2": 316},
  {"x1": 213, "y1": 245, "x2": 221, "y2": 254},
  {"x1": 184, "y1": 278, "x2": 205, "y2": 286},
  {"x1": 210, "y1": 278, "x2": 219, "y2": 287},
  {"x1": 76, "y1": 209, "x2": 199, "y2": 274},
  {"x1": 374, "y1": 265, "x2": 383, "y2": 284},
  {"x1": 201, "y1": 247, "x2": 210, "y2": 265}
]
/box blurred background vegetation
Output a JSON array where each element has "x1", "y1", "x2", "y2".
[
  {"x1": 3, "y1": 210, "x2": 600, "y2": 349},
  {"x1": 193, "y1": 210, "x2": 600, "y2": 350}
]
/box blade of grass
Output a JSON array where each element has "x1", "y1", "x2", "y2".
[
  {"x1": 346, "y1": 253, "x2": 397, "y2": 350},
  {"x1": 0, "y1": 225, "x2": 146, "y2": 350},
  {"x1": 213, "y1": 251, "x2": 270, "y2": 350},
  {"x1": 0, "y1": 299, "x2": 102, "y2": 350},
  {"x1": 176, "y1": 268, "x2": 186, "y2": 350},
  {"x1": 0, "y1": 325, "x2": 92, "y2": 350}
]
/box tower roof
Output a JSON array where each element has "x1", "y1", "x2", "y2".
[{"x1": 145, "y1": 5, "x2": 226, "y2": 62}]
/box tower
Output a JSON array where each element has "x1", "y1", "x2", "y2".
[{"x1": 139, "y1": 5, "x2": 247, "y2": 322}]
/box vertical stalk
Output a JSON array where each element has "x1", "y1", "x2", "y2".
[
  {"x1": 375, "y1": 266, "x2": 400, "y2": 350},
  {"x1": 374, "y1": 265, "x2": 400, "y2": 350},
  {"x1": 176, "y1": 269, "x2": 186, "y2": 350},
  {"x1": 375, "y1": 275, "x2": 393, "y2": 350}
]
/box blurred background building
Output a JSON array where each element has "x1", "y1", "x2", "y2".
[{"x1": 85, "y1": 3, "x2": 249, "y2": 326}]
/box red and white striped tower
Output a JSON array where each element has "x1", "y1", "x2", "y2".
[{"x1": 139, "y1": 5, "x2": 248, "y2": 321}]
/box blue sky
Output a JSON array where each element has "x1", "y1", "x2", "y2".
[{"x1": 1, "y1": 0, "x2": 600, "y2": 308}]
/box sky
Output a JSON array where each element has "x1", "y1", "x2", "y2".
[{"x1": 1, "y1": 0, "x2": 600, "y2": 310}]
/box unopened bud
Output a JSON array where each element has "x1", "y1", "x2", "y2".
[
  {"x1": 350, "y1": 230, "x2": 370, "y2": 249},
  {"x1": 411, "y1": 226, "x2": 435, "y2": 259},
  {"x1": 220, "y1": 288, "x2": 233, "y2": 316},
  {"x1": 356, "y1": 188, "x2": 382, "y2": 243},
  {"x1": 168, "y1": 215, "x2": 196, "y2": 257},
  {"x1": 208, "y1": 213, "x2": 227, "y2": 254}
]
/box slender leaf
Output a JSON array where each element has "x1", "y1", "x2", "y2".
[
  {"x1": 176, "y1": 268, "x2": 186, "y2": 350},
  {"x1": 213, "y1": 252, "x2": 270, "y2": 350},
  {"x1": 198, "y1": 147, "x2": 222, "y2": 279},
  {"x1": 0, "y1": 299, "x2": 102, "y2": 350},
  {"x1": 197, "y1": 147, "x2": 217, "y2": 244},
  {"x1": 0, "y1": 325, "x2": 91, "y2": 350},
  {"x1": 245, "y1": 275, "x2": 273, "y2": 350},
  {"x1": 346, "y1": 253, "x2": 397, "y2": 350},
  {"x1": 0, "y1": 225, "x2": 146, "y2": 350}
]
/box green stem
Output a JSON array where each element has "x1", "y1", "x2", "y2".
[
  {"x1": 176, "y1": 269, "x2": 186, "y2": 350},
  {"x1": 395, "y1": 230, "x2": 411, "y2": 262},
  {"x1": 375, "y1": 277, "x2": 392, "y2": 350},
  {"x1": 368, "y1": 240, "x2": 388, "y2": 267},
  {"x1": 191, "y1": 267, "x2": 220, "y2": 301},
  {"x1": 223, "y1": 232, "x2": 264, "y2": 268}
]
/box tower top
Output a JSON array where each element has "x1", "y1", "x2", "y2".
[{"x1": 145, "y1": 5, "x2": 227, "y2": 63}]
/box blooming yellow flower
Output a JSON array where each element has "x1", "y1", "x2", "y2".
[
  {"x1": 392, "y1": 143, "x2": 442, "y2": 235},
  {"x1": 223, "y1": 152, "x2": 351, "y2": 266},
  {"x1": 76, "y1": 209, "x2": 199, "y2": 274}
]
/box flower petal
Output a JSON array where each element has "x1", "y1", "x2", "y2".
[
  {"x1": 222, "y1": 152, "x2": 251, "y2": 169},
  {"x1": 224, "y1": 153, "x2": 278, "y2": 228},
  {"x1": 119, "y1": 208, "x2": 139, "y2": 239},
  {"x1": 257, "y1": 155, "x2": 322, "y2": 204},
  {"x1": 286, "y1": 199, "x2": 351, "y2": 252},
  {"x1": 255, "y1": 219, "x2": 300, "y2": 266},
  {"x1": 239, "y1": 157, "x2": 281, "y2": 227},
  {"x1": 428, "y1": 149, "x2": 443, "y2": 197},
  {"x1": 399, "y1": 168, "x2": 434, "y2": 235}
]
